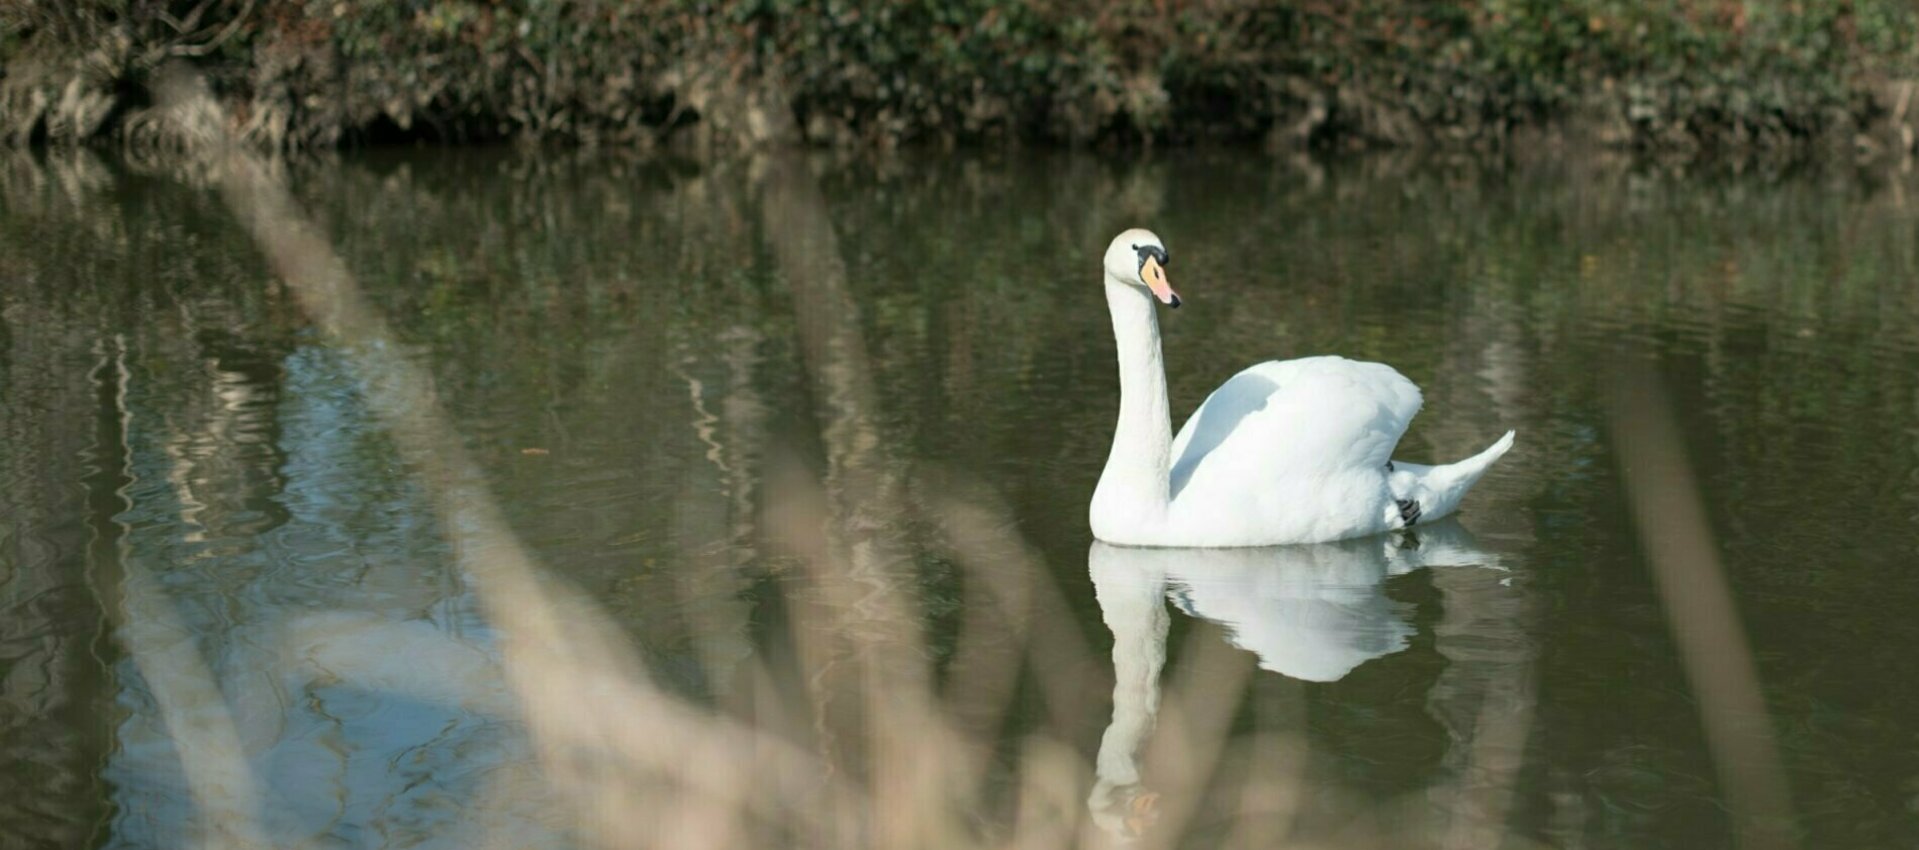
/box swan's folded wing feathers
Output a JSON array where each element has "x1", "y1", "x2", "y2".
[{"x1": 1170, "y1": 357, "x2": 1422, "y2": 497}]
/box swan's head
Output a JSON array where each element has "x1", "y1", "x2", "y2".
[{"x1": 1104, "y1": 228, "x2": 1179, "y2": 308}]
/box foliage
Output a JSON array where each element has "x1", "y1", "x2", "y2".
[{"x1": 2, "y1": 0, "x2": 1916, "y2": 151}]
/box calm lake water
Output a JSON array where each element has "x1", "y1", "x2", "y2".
[{"x1": 4, "y1": 148, "x2": 1919, "y2": 850}]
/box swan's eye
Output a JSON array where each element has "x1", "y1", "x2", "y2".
[{"x1": 1132, "y1": 244, "x2": 1169, "y2": 274}]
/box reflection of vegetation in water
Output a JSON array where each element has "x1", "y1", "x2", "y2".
[
  {"x1": 0, "y1": 206, "x2": 115, "y2": 846},
  {"x1": 8, "y1": 146, "x2": 1918, "y2": 598},
  {"x1": 6, "y1": 148, "x2": 1918, "y2": 571}
]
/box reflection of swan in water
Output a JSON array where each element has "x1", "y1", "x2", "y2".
[{"x1": 1087, "y1": 520, "x2": 1500, "y2": 839}]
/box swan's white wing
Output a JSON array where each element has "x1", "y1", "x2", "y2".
[{"x1": 1169, "y1": 356, "x2": 1421, "y2": 500}]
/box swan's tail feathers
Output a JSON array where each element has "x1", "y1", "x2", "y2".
[{"x1": 1395, "y1": 430, "x2": 1515, "y2": 526}]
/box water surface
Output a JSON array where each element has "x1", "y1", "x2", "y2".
[{"x1": 3, "y1": 149, "x2": 1918, "y2": 849}]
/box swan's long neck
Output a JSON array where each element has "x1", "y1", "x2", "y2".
[{"x1": 1098, "y1": 275, "x2": 1173, "y2": 518}]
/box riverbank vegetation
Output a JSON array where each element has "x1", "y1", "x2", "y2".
[{"x1": 5, "y1": 0, "x2": 1918, "y2": 155}]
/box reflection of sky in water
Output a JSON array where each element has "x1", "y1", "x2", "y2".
[{"x1": 104, "y1": 346, "x2": 562, "y2": 849}]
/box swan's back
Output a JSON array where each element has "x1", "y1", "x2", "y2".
[{"x1": 1171, "y1": 356, "x2": 1421, "y2": 496}]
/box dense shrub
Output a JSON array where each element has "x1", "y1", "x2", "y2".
[{"x1": 2, "y1": 0, "x2": 1915, "y2": 152}]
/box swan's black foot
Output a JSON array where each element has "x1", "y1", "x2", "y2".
[
  {"x1": 1396, "y1": 498, "x2": 1422, "y2": 527},
  {"x1": 1385, "y1": 460, "x2": 1395, "y2": 472}
]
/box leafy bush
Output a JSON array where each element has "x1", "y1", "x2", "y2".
[{"x1": 2, "y1": 0, "x2": 1915, "y2": 151}]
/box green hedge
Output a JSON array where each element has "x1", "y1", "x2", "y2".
[{"x1": 2, "y1": 0, "x2": 1915, "y2": 151}]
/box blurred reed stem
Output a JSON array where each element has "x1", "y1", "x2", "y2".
[{"x1": 1610, "y1": 362, "x2": 1798, "y2": 850}]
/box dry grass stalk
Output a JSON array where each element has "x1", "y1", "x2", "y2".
[{"x1": 1610, "y1": 363, "x2": 1798, "y2": 850}]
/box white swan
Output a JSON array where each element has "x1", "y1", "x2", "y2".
[{"x1": 1089, "y1": 228, "x2": 1515, "y2": 547}]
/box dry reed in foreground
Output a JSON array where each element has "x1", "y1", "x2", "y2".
[{"x1": 1610, "y1": 363, "x2": 1799, "y2": 850}]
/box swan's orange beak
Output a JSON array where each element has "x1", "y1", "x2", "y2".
[{"x1": 1142, "y1": 256, "x2": 1180, "y2": 308}]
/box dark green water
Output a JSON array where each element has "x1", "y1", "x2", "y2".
[{"x1": 4, "y1": 149, "x2": 1918, "y2": 849}]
